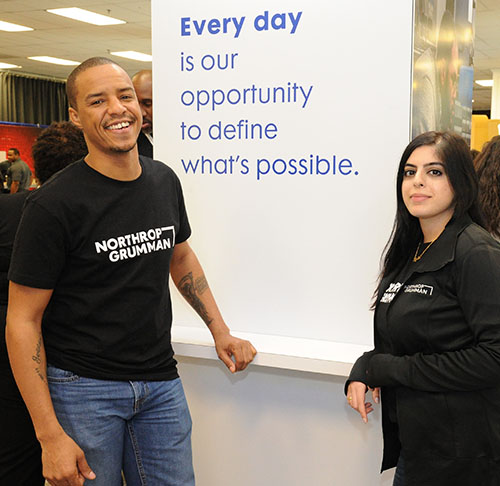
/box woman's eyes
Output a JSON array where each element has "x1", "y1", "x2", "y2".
[
  {"x1": 403, "y1": 168, "x2": 443, "y2": 177},
  {"x1": 428, "y1": 169, "x2": 443, "y2": 176}
]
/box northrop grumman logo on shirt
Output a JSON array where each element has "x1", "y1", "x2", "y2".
[{"x1": 94, "y1": 226, "x2": 175, "y2": 262}]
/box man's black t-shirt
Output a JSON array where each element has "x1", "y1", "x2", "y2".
[{"x1": 9, "y1": 156, "x2": 191, "y2": 381}]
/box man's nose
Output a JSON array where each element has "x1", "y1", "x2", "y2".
[{"x1": 108, "y1": 97, "x2": 127, "y2": 115}]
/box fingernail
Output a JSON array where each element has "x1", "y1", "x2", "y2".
[
  {"x1": 363, "y1": 418, "x2": 368, "y2": 424},
  {"x1": 375, "y1": 397, "x2": 379, "y2": 404}
]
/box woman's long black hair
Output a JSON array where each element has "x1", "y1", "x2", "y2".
[{"x1": 374, "y1": 131, "x2": 484, "y2": 303}]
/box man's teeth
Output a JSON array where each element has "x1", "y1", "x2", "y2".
[{"x1": 107, "y1": 121, "x2": 130, "y2": 130}]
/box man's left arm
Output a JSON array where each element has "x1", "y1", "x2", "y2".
[
  {"x1": 10, "y1": 180, "x2": 20, "y2": 193},
  {"x1": 170, "y1": 241, "x2": 257, "y2": 372}
]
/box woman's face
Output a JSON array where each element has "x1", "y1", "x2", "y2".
[{"x1": 402, "y1": 144, "x2": 455, "y2": 228}]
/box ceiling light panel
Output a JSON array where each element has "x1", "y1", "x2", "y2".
[
  {"x1": 111, "y1": 51, "x2": 152, "y2": 62},
  {"x1": 46, "y1": 8, "x2": 126, "y2": 26},
  {"x1": 476, "y1": 79, "x2": 494, "y2": 87},
  {"x1": 28, "y1": 56, "x2": 80, "y2": 66},
  {"x1": 0, "y1": 20, "x2": 33, "y2": 32},
  {"x1": 0, "y1": 62, "x2": 21, "y2": 69}
]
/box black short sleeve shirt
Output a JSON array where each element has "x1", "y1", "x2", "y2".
[{"x1": 9, "y1": 156, "x2": 191, "y2": 381}]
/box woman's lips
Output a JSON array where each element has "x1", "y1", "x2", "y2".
[{"x1": 411, "y1": 194, "x2": 430, "y2": 202}]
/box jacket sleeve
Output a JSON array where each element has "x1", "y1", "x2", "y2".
[
  {"x1": 366, "y1": 244, "x2": 500, "y2": 392},
  {"x1": 344, "y1": 349, "x2": 377, "y2": 395}
]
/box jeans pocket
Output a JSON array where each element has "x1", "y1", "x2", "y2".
[{"x1": 46, "y1": 364, "x2": 80, "y2": 383}]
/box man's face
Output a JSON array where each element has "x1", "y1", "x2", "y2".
[
  {"x1": 7, "y1": 150, "x2": 19, "y2": 163},
  {"x1": 69, "y1": 64, "x2": 142, "y2": 156},
  {"x1": 133, "y1": 74, "x2": 153, "y2": 132}
]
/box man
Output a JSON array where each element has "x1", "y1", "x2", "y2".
[
  {"x1": 5, "y1": 148, "x2": 32, "y2": 193},
  {"x1": 132, "y1": 69, "x2": 154, "y2": 158},
  {"x1": 0, "y1": 122, "x2": 87, "y2": 486},
  {"x1": 6, "y1": 57, "x2": 256, "y2": 486}
]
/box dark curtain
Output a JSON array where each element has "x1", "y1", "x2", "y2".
[{"x1": 0, "y1": 72, "x2": 68, "y2": 125}]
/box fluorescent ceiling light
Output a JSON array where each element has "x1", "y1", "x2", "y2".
[
  {"x1": 476, "y1": 79, "x2": 494, "y2": 87},
  {"x1": 111, "y1": 51, "x2": 152, "y2": 62},
  {"x1": 0, "y1": 20, "x2": 33, "y2": 32},
  {"x1": 0, "y1": 62, "x2": 21, "y2": 69},
  {"x1": 47, "y1": 8, "x2": 125, "y2": 26},
  {"x1": 28, "y1": 56, "x2": 79, "y2": 66}
]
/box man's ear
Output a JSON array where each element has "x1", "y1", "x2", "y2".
[{"x1": 69, "y1": 107, "x2": 82, "y2": 128}]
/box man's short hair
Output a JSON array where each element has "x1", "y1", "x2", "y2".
[
  {"x1": 8, "y1": 148, "x2": 20, "y2": 155},
  {"x1": 66, "y1": 57, "x2": 121, "y2": 109},
  {"x1": 32, "y1": 122, "x2": 88, "y2": 184}
]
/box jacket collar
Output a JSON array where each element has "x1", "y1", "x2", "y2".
[{"x1": 412, "y1": 213, "x2": 473, "y2": 273}]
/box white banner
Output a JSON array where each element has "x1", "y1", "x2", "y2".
[{"x1": 152, "y1": 0, "x2": 413, "y2": 347}]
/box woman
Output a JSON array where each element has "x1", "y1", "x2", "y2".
[
  {"x1": 474, "y1": 135, "x2": 500, "y2": 239},
  {"x1": 346, "y1": 131, "x2": 500, "y2": 486}
]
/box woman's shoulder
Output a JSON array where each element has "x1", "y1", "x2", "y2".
[{"x1": 455, "y1": 221, "x2": 500, "y2": 264}]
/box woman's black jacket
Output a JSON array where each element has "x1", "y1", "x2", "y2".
[{"x1": 348, "y1": 215, "x2": 500, "y2": 486}]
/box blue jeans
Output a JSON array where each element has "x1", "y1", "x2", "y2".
[
  {"x1": 47, "y1": 365, "x2": 195, "y2": 486},
  {"x1": 393, "y1": 455, "x2": 405, "y2": 486}
]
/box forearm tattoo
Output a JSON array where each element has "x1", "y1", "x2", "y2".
[
  {"x1": 32, "y1": 335, "x2": 46, "y2": 383},
  {"x1": 178, "y1": 272, "x2": 213, "y2": 325}
]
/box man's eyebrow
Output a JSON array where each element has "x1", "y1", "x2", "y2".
[
  {"x1": 85, "y1": 87, "x2": 135, "y2": 101},
  {"x1": 85, "y1": 91, "x2": 104, "y2": 101}
]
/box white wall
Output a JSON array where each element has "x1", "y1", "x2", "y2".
[{"x1": 178, "y1": 356, "x2": 395, "y2": 486}]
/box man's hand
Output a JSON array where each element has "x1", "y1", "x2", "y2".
[
  {"x1": 214, "y1": 333, "x2": 257, "y2": 373},
  {"x1": 41, "y1": 430, "x2": 95, "y2": 486}
]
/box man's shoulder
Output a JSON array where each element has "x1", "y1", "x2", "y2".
[
  {"x1": 141, "y1": 156, "x2": 178, "y2": 178},
  {"x1": 0, "y1": 191, "x2": 29, "y2": 209}
]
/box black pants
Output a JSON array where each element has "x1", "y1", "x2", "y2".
[{"x1": 0, "y1": 305, "x2": 44, "y2": 486}]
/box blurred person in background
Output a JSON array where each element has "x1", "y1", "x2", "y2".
[
  {"x1": 474, "y1": 135, "x2": 500, "y2": 239},
  {"x1": 0, "y1": 122, "x2": 87, "y2": 486},
  {"x1": 5, "y1": 148, "x2": 32, "y2": 194},
  {"x1": 132, "y1": 69, "x2": 153, "y2": 158}
]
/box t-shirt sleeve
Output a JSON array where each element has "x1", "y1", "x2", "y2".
[
  {"x1": 9, "y1": 165, "x2": 24, "y2": 182},
  {"x1": 173, "y1": 172, "x2": 191, "y2": 244},
  {"x1": 8, "y1": 201, "x2": 67, "y2": 289}
]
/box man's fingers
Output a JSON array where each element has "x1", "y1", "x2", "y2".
[
  {"x1": 372, "y1": 387, "x2": 380, "y2": 404},
  {"x1": 219, "y1": 350, "x2": 236, "y2": 373},
  {"x1": 230, "y1": 341, "x2": 256, "y2": 371},
  {"x1": 77, "y1": 453, "x2": 96, "y2": 481}
]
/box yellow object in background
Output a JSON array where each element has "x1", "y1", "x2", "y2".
[{"x1": 471, "y1": 114, "x2": 500, "y2": 151}]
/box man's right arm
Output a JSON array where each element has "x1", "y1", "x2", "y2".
[{"x1": 6, "y1": 282, "x2": 95, "y2": 486}]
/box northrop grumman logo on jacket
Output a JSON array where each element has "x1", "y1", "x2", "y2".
[
  {"x1": 94, "y1": 226, "x2": 175, "y2": 262},
  {"x1": 380, "y1": 282, "x2": 403, "y2": 304},
  {"x1": 381, "y1": 281, "x2": 434, "y2": 303}
]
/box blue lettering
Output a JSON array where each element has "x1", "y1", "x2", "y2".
[
  {"x1": 180, "y1": 17, "x2": 190, "y2": 36},
  {"x1": 339, "y1": 159, "x2": 353, "y2": 175},
  {"x1": 181, "y1": 158, "x2": 200, "y2": 174}
]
